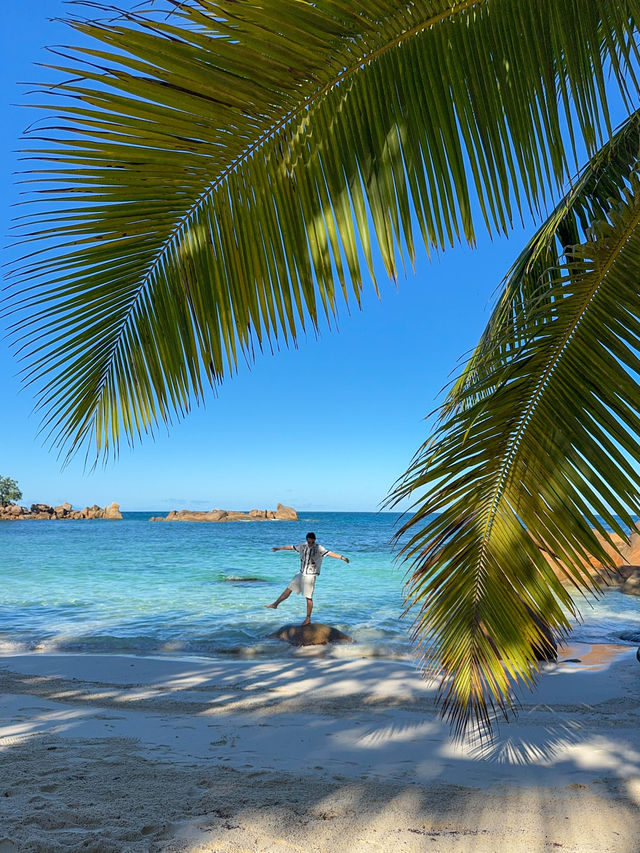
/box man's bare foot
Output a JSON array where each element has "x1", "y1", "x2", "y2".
[
  {"x1": 265, "y1": 603, "x2": 278, "y2": 609},
  {"x1": 301, "y1": 617, "x2": 311, "y2": 626}
]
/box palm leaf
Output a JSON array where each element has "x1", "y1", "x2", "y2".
[
  {"x1": 388, "y1": 126, "x2": 640, "y2": 736},
  {"x1": 449, "y1": 110, "x2": 640, "y2": 409},
  {"x1": 6, "y1": 0, "x2": 640, "y2": 459}
]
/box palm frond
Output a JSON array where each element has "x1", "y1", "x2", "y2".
[
  {"x1": 5, "y1": 0, "x2": 640, "y2": 459},
  {"x1": 448, "y1": 110, "x2": 640, "y2": 410},
  {"x1": 388, "y1": 141, "x2": 640, "y2": 737}
]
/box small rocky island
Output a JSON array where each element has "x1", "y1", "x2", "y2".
[
  {"x1": 150, "y1": 503, "x2": 297, "y2": 522},
  {"x1": 0, "y1": 502, "x2": 123, "y2": 521}
]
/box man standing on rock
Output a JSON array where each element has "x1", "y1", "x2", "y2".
[{"x1": 265, "y1": 532, "x2": 349, "y2": 625}]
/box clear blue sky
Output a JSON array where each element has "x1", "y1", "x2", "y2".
[{"x1": 0, "y1": 1, "x2": 598, "y2": 512}]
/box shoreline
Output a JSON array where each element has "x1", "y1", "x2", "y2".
[
  {"x1": 1, "y1": 643, "x2": 639, "y2": 852},
  {"x1": 1, "y1": 632, "x2": 638, "y2": 664}
]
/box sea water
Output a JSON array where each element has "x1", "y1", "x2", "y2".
[{"x1": 1, "y1": 511, "x2": 639, "y2": 659}]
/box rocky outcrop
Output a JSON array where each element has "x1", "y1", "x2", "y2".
[
  {"x1": 54, "y1": 502, "x2": 73, "y2": 517},
  {"x1": 608, "y1": 525, "x2": 640, "y2": 596},
  {"x1": 622, "y1": 526, "x2": 640, "y2": 565},
  {"x1": 536, "y1": 523, "x2": 640, "y2": 598},
  {"x1": 586, "y1": 530, "x2": 628, "y2": 570},
  {"x1": 102, "y1": 503, "x2": 123, "y2": 520},
  {"x1": 616, "y1": 565, "x2": 640, "y2": 596},
  {"x1": 2, "y1": 503, "x2": 25, "y2": 518},
  {"x1": 585, "y1": 526, "x2": 640, "y2": 597},
  {"x1": 78, "y1": 502, "x2": 123, "y2": 520},
  {"x1": 275, "y1": 503, "x2": 298, "y2": 521},
  {"x1": 268, "y1": 623, "x2": 354, "y2": 646},
  {"x1": 538, "y1": 529, "x2": 632, "y2": 583},
  {"x1": 539, "y1": 530, "x2": 626, "y2": 582},
  {"x1": 150, "y1": 504, "x2": 298, "y2": 522},
  {"x1": 0, "y1": 502, "x2": 122, "y2": 521}
]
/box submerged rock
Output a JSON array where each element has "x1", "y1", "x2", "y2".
[
  {"x1": 619, "y1": 630, "x2": 640, "y2": 643},
  {"x1": 268, "y1": 623, "x2": 354, "y2": 646},
  {"x1": 223, "y1": 576, "x2": 265, "y2": 583}
]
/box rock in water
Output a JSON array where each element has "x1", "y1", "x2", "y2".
[
  {"x1": 275, "y1": 503, "x2": 298, "y2": 521},
  {"x1": 618, "y1": 630, "x2": 640, "y2": 643},
  {"x1": 103, "y1": 502, "x2": 123, "y2": 520},
  {"x1": 269, "y1": 623, "x2": 354, "y2": 646},
  {"x1": 151, "y1": 503, "x2": 297, "y2": 522},
  {"x1": 620, "y1": 568, "x2": 640, "y2": 596}
]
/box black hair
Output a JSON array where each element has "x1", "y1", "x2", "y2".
[{"x1": 306, "y1": 531, "x2": 316, "y2": 540}]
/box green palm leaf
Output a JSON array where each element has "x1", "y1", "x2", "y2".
[
  {"x1": 449, "y1": 110, "x2": 640, "y2": 408},
  {"x1": 6, "y1": 0, "x2": 640, "y2": 460},
  {"x1": 388, "y1": 119, "x2": 640, "y2": 736}
]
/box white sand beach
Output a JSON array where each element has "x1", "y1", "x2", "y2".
[{"x1": 1, "y1": 643, "x2": 639, "y2": 852}]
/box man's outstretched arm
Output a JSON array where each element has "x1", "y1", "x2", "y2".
[
  {"x1": 327, "y1": 551, "x2": 349, "y2": 563},
  {"x1": 272, "y1": 545, "x2": 295, "y2": 552}
]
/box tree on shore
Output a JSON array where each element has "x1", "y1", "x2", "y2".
[
  {"x1": 0, "y1": 476, "x2": 22, "y2": 508},
  {"x1": 6, "y1": 0, "x2": 640, "y2": 735}
]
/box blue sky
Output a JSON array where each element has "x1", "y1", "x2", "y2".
[{"x1": 0, "y1": 1, "x2": 601, "y2": 512}]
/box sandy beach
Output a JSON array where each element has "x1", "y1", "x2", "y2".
[{"x1": 1, "y1": 643, "x2": 639, "y2": 852}]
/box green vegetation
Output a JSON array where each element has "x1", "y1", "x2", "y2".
[
  {"x1": 7, "y1": 0, "x2": 640, "y2": 735},
  {"x1": 0, "y1": 476, "x2": 22, "y2": 508}
]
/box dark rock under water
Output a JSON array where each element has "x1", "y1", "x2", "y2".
[
  {"x1": 619, "y1": 630, "x2": 640, "y2": 643},
  {"x1": 223, "y1": 576, "x2": 265, "y2": 583}
]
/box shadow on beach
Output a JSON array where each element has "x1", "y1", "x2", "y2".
[{"x1": 1, "y1": 649, "x2": 639, "y2": 851}]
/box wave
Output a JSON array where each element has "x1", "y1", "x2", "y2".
[{"x1": 0, "y1": 627, "x2": 412, "y2": 661}]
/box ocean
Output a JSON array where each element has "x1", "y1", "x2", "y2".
[{"x1": 1, "y1": 511, "x2": 639, "y2": 660}]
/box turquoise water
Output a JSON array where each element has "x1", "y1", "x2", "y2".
[{"x1": 1, "y1": 511, "x2": 639, "y2": 659}]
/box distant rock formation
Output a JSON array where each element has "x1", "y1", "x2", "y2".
[
  {"x1": 0, "y1": 502, "x2": 122, "y2": 521},
  {"x1": 150, "y1": 502, "x2": 297, "y2": 522},
  {"x1": 268, "y1": 623, "x2": 354, "y2": 646},
  {"x1": 273, "y1": 503, "x2": 298, "y2": 521}
]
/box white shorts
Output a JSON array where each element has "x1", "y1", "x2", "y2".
[{"x1": 287, "y1": 572, "x2": 317, "y2": 598}]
